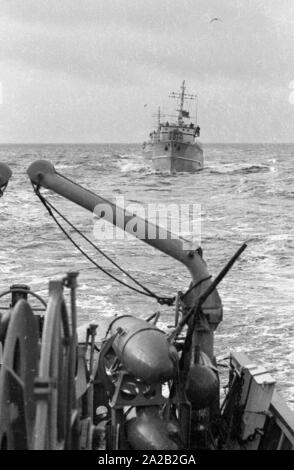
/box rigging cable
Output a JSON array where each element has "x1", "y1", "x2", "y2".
[
  {"x1": 32, "y1": 183, "x2": 175, "y2": 306},
  {"x1": 42, "y1": 172, "x2": 214, "y2": 302}
]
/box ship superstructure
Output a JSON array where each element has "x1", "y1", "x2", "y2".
[{"x1": 146, "y1": 81, "x2": 204, "y2": 173}]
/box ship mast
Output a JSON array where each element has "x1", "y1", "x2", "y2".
[
  {"x1": 169, "y1": 80, "x2": 197, "y2": 126},
  {"x1": 157, "y1": 106, "x2": 161, "y2": 130},
  {"x1": 179, "y1": 80, "x2": 186, "y2": 126},
  {"x1": 152, "y1": 106, "x2": 161, "y2": 131}
]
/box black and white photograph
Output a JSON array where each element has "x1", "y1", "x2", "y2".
[{"x1": 0, "y1": 0, "x2": 293, "y2": 456}]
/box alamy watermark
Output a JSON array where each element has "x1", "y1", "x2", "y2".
[{"x1": 93, "y1": 197, "x2": 201, "y2": 250}]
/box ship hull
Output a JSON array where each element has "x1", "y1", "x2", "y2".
[{"x1": 152, "y1": 141, "x2": 203, "y2": 173}]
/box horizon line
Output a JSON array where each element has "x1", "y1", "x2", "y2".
[{"x1": 1, "y1": 141, "x2": 294, "y2": 145}]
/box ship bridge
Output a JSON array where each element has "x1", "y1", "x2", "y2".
[{"x1": 154, "y1": 122, "x2": 200, "y2": 144}]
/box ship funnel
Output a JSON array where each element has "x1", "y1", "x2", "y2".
[
  {"x1": 0, "y1": 163, "x2": 12, "y2": 189},
  {"x1": 27, "y1": 160, "x2": 222, "y2": 356}
]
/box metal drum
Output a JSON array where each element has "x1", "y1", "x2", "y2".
[{"x1": 110, "y1": 316, "x2": 177, "y2": 384}]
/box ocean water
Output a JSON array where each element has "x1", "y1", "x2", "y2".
[{"x1": 0, "y1": 143, "x2": 293, "y2": 408}]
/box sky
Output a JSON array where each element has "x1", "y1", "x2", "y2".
[{"x1": 1, "y1": 0, "x2": 294, "y2": 143}]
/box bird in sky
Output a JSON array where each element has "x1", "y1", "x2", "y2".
[
  {"x1": 209, "y1": 17, "x2": 222, "y2": 23},
  {"x1": 144, "y1": 104, "x2": 148, "y2": 107}
]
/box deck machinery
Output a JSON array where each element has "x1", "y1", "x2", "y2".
[{"x1": 0, "y1": 161, "x2": 293, "y2": 450}]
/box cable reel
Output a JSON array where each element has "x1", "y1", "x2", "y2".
[
  {"x1": 0, "y1": 285, "x2": 46, "y2": 342},
  {"x1": 33, "y1": 279, "x2": 78, "y2": 450},
  {"x1": 0, "y1": 300, "x2": 39, "y2": 449}
]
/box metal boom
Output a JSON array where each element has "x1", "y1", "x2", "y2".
[{"x1": 27, "y1": 160, "x2": 222, "y2": 357}]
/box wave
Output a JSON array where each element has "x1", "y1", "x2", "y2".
[
  {"x1": 209, "y1": 164, "x2": 271, "y2": 175},
  {"x1": 118, "y1": 160, "x2": 154, "y2": 174}
]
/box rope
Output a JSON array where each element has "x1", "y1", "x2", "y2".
[
  {"x1": 32, "y1": 183, "x2": 175, "y2": 306},
  {"x1": 37, "y1": 189, "x2": 156, "y2": 296}
]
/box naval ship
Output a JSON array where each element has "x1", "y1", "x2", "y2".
[
  {"x1": 0, "y1": 160, "x2": 293, "y2": 451},
  {"x1": 145, "y1": 81, "x2": 204, "y2": 173}
]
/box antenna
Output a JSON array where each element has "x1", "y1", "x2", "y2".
[
  {"x1": 169, "y1": 80, "x2": 197, "y2": 126},
  {"x1": 195, "y1": 95, "x2": 198, "y2": 125},
  {"x1": 152, "y1": 106, "x2": 162, "y2": 129}
]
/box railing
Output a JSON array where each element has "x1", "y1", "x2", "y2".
[{"x1": 260, "y1": 391, "x2": 294, "y2": 450}]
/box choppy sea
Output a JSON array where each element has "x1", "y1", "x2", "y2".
[{"x1": 0, "y1": 143, "x2": 293, "y2": 408}]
